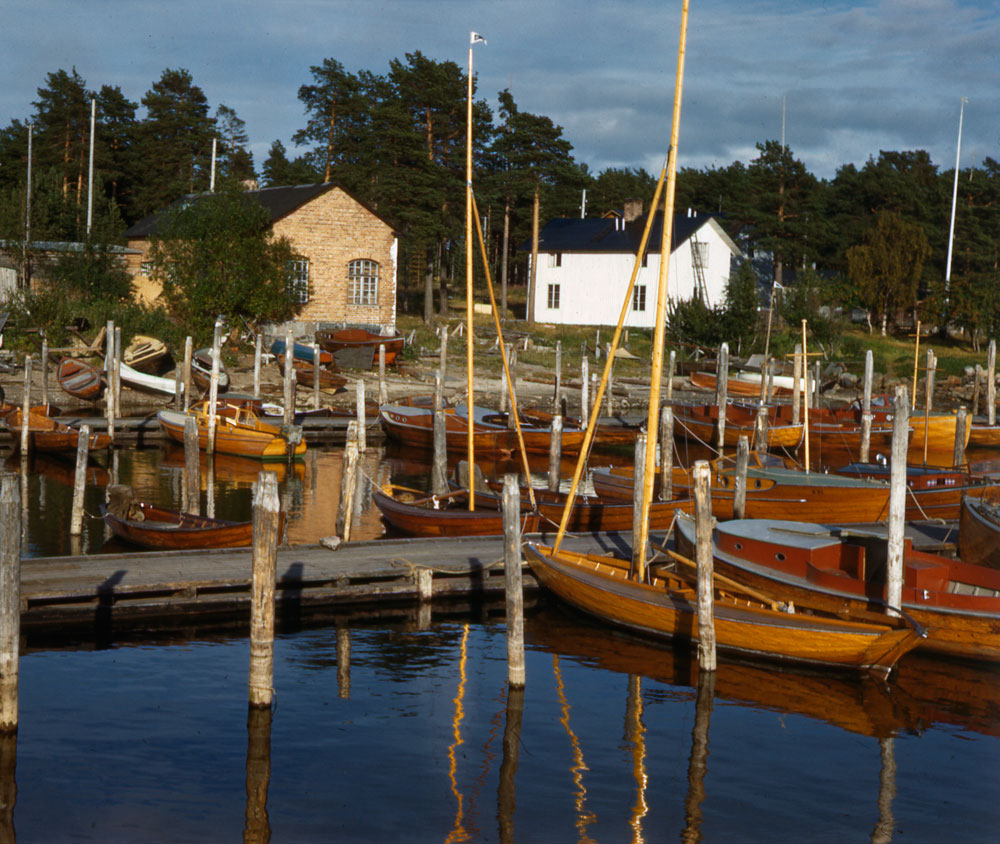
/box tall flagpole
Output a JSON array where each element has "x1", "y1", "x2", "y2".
[
  {"x1": 944, "y1": 97, "x2": 966, "y2": 305},
  {"x1": 466, "y1": 32, "x2": 485, "y2": 510}
]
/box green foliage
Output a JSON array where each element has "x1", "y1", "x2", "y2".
[
  {"x1": 148, "y1": 185, "x2": 299, "y2": 333},
  {"x1": 776, "y1": 269, "x2": 845, "y2": 358},
  {"x1": 722, "y1": 260, "x2": 760, "y2": 354},
  {"x1": 667, "y1": 295, "x2": 728, "y2": 350}
]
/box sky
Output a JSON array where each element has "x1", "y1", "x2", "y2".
[{"x1": 3, "y1": 0, "x2": 998, "y2": 183}]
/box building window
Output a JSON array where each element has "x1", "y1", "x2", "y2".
[
  {"x1": 548, "y1": 252, "x2": 562, "y2": 268},
  {"x1": 633, "y1": 284, "x2": 646, "y2": 312},
  {"x1": 286, "y1": 259, "x2": 310, "y2": 303},
  {"x1": 547, "y1": 283, "x2": 560, "y2": 309},
  {"x1": 693, "y1": 241, "x2": 709, "y2": 268},
  {"x1": 140, "y1": 261, "x2": 152, "y2": 277},
  {"x1": 348, "y1": 259, "x2": 379, "y2": 306}
]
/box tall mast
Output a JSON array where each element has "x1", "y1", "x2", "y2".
[
  {"x1": 634, "y1": 0, "x2": 691, "y2": 576},
  {"x1": 466, "y1": 33, "x2": 485, "y2": 509}
]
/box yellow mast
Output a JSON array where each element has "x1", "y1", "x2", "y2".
[
  {"x1": 634, "y1": 0, "x2": 690, "y2": 577},
  {"x1": 465, "y1": 33, "x2": 484, "y2": 510}
]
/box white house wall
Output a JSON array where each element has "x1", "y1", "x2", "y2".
[{"x1": 531, "y1": 223, "x2": 733, "y2": 327}]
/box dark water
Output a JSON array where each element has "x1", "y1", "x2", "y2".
[
  {"x1": 8, "y1": 608, "x2": 1000, "y2": 842},
  {"x1": 5, "y1": 439, "x2": 1000, "y2": 840}
]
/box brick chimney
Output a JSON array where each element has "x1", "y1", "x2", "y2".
[{"x1": 623, "y1": 198, "x2": 643, "y2": 223}]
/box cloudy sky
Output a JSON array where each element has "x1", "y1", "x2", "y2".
[{"x1": 3, "y1": 0, "x2": 998, "y2": 182}]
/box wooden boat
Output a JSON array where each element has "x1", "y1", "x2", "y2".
[
  {"x1": 269, "y1": 338, "x2": 333, "y2": 366},
  {"x1": 967, "y1": 417, "x2": 1000, "y2": 448},
  {"x1": 591, "y1": 453, "x2": 899, "y2": 522},
  {"x1": 832, "y1": 395, "x2": 970, "y2": 454},
  {"x1": 98, "y1": 486, "x2": 274, "y2": 550},
  {"x1": 671, "y1": 401, "x2": 803, "y2": 449},
  {"x1": 275, "y1": 355, "x2": 348, "y2": 391},
  {"x1": 315, "y1": 328, "x2": 405, "y2": 366},
  {"x1": 689, "y1": 370, "x2": 797, "y2": 397},
  {"x1": 157, "y1": 402, "x2": 306, "y2": 460},
  {"x1": 675, "y1": 514, "x2": 1000, "y2": 662},
  {"x1": 3, "y1": 406, "x2": 111, "y2": 451},
  {"x1": 56, "y1": 357, "x2": 104, "y2": 400},
  {"x1": 119, "y1": 362, "x2": 179, "y2": 397},
  {"x1": 958, "y1": 490, "x2": 1000, "y2": 569},
  {"x1": 768, "y1": 404, "x2": 897, "y2": 456},
  {"x1": 191, "y1": 348, "x2": 231, "y2": 393},
  {"x1": 522, "y1": 542, "x2": 923, "y2": 675},
  {"x1": 123, "y1": 335, "x2": 168, "y2": 373}
]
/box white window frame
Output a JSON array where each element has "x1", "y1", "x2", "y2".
[
  {"x1": 286, "y1": 258, "x2": 310, "y2": 303},
  {"x1": 348, "y1": 259, "x2": 379, "y2": 306},
  {"x1": 547, "y1": 282, "x2": 560, "y2": 309},
  {"x1": 548, "y1": 252, "x2": 562, "y2": 268},
  {"x1": 633, "y1": 284, "x2": 646, "y2": 312}
]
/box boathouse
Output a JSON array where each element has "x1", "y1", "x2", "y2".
[
  {"x1": 525, "y1": 204, "x2": 741, "y2": 327},
  {"x1": 123, "y1": 182, "x2": 399, "y2": 332}
]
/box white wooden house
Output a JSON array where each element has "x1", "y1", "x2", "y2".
[{"x1": 526, "y1": 206, "x2": 742, "y2": 327}]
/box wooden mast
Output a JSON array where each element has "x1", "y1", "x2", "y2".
[
  {"x1": 634, "y1": 0, "x2": 690, "y2": 576},
  {"x1": 465, "y1": 33, "x2": 483, "y2": 510}
]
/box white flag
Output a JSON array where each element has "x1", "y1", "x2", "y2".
[{"x1": 470, "y1": 32, "x2": 487, "y2": 45}]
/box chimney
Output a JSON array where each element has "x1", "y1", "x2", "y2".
[{"x1": 623, "y1": 199, "x2": 643, "y2": 223}]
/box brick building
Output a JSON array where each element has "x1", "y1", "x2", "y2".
[{"x1": 123, "y1": 183, "x2": 399, "y2": 332}]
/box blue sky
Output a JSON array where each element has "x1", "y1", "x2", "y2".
[{"x1": 3, "y1": 0, "x2": 998, "y2": 182}]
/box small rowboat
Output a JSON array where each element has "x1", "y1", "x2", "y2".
[
  {"x1": 315, "y1": 328, "x2": 405, "y2": 367},
  {"x1": 123, "y1": 335, "x2": 168, "y2": 373},
  {"x1": 100, "y1": 485, "x2": 284, "y2": 550},
  {"x1": 958, "y1": 490, "x2": 1000, "y2": 569},
  {"x1": 3, "y1": 406, "x2": 111, "y2": 451},
  {"x1": 157, "y1": 402, "x2": 306, "y2": 460},
  {"x1": 269, "y1": 338, "x2": 333, "y2": 366},
  {"x1": 275, "y1": 355, "x2": 348, "y2": 391},
  {"x1": 522, "y1": 541, "x2": 923, "y2": 676},
  {"x1": 689, "y1": 370, "x2": 797, "y2": 397},
  {"x1": 191, "y1": 348, "x2": 231, "y2": 393},
  {"x1": 119, "y1": 362, "x2": 179, "y2": 397},
  {"x1": 56, "y1": 357, "x2": 104, "y2": 400}
]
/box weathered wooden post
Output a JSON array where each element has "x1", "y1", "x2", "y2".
[
  {"x1": 792, "y1": 343, "x2": 802, "y2": 425},
  {"x1": 754, "y1": 403, "x2": 769, "y2": 452},
  {"x1": 860, "y1": 349, "x2": 874, "y2": 463},
  {"x1": 580, "y1": 355, "x2": 589, "y2": 429},
  {"x1": 182, "y1": 336, "x2": 193, "y2": 411},
  {"x1": 666, "y1": 349, "x2": 676, "y2": 400},
  {"x1": 438, "y1": 325, "x2": 449, "y2": 379},
  {"x1": 0, "y1": 474, "x2": 20, "y2": 731},
  {"x1": 248, "y1": 471, "x2": 281, "y2": 709},
  {"x1": 631, "y1": 433, "x2": 647, "y2": 572},
  {"x1": 39, "y1": 338, "x2": 48, "y2": 406},
  {"x1": 733, "y1": 435, "x2": 749, "y2": 520},
  {"x1": 972, "y1": 364, "x2": 983, "y2": 417},
  {"x1": 954, "y1": 406, "x2": 968, "y2": 469},
  {"x1": 503, "y1": 474, "x2": 525, "y2": 688},
  {"x1": 253, "y1": 333, "x2": 263, "y2": 399},
  {"x1": 590, "y1": 373, "x2": 598, "y2": 424},
  {"x1": 547, "y1": 415, "x2": 562, "y2": 493},
  {"x1": 813, "y1": 361, "x2": 821, "y2": 409},
  {"x1": 336, "y1": 422, "x2": 359, "y2": 541},
  {"x1": 113, "y1": 326, "x2": 122, "y2": 422},
  {"x1": 659, "y1": 405, "x2": 674, "y2": 502},
  {"x1": 312, "y1": 342, "x2": 321, "y2": 410},
  {"x1": 921, "y1": 349, "x2": 936, "y2": 464},
  {"x1": 715, "y1": 342, "x2": 728, "y2": 453},
  {"x1": 886, "y1": 384, "x2": 909, "y2": 618},
  {"x1": 988, "y1": 339, "x2": 996, "y2": 427},
  {"x1": 69, "y1": 425, "x2": 91, "y2": 536},
  {"x1": 183, "y1": 413, "x2": 200, "y2": 516},
  {"x1": 605, "y1": 344, "x2": 614, "y2": 415},
  {"x1": 693, "y1": 460, "x2": 717, "y2": 670},
  {"x1": 20, "y1": 356, "x2": 31, "y2": 458},
  {"x1": 207, "y1": 320, "x2": 222, "y2": 455},
  {"x1": 355, "y1": 379, "x2": 367, "y2": 453},
  {"x1": 553, "y1": 340, "x2": 562, "y2": 414},
  {"x1": 432, "y1": 373, "x2": 448, "y2": 496},
  {"x1": 378, "y1": 344, "x2": 388, "y2": 406},
  {"x1": 283, "y1": 329, "x2": 295, "y2": 427}
]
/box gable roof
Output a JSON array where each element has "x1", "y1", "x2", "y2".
[
  {"x1": 520, "y1": 211, "x2": 741, "y2": 256},
  {"x1": 124, "y1": 182, "x2": 396, "y2": 239}
]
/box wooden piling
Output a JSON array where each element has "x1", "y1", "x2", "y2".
[
  {"x1": 886, "y1": 384, "x2": 909, "y2": 617},
  {"x1": 580, "y1": 355, "x2": 589, "y2": 429},
  {"x1": 606, "y1": 344, "x2": 614, "y2": 416},
  {"x1": 69, "y1": 425, "x2": 91, "y2": 536},
  {"x1": 861, "y1": 350, "x2": 874, "y2": 463},
  {"x1": 113, "y1": 326, "x2": 122, "y2": 424},
  {"x1": 631, "y1": 433, "x2": 647, "y2": 572},
  {"x1": 248, "y1": 471, "x2": 281, "y2": 709},
  {"x1": 733, "y1": 435, "x2": 749, "y2": 520},
  {"x1": 753, "y1": 403, "x2": 769, "y2": 452},
  {"x1": 547, "y1": 415, "x2": 562, "y2": 493},
  {"x1": 183, "y1": 336, "x2": 193, "y2": 411},
  {"x1": 973, "y1": 365, "x2": 982, "y2": 417},
  {"x1": 282, "y1": 328, "x2": 294, "y2": 427},
  {"x1": 553, "y1": 340, "x2": 562, "y2": 413},
  {"x1": 207, "y1": 321, "x2": 222, "y2": 455},
  {"x1": 378, "y1": 344, "x2": 388, "y2": 405},
  {"x1": 0, "y1": 475, "x2": 20, "y2": 731},
  {"x1": 792, "y1": 343, "x2": 802, "y2": 425},
  {"x1": 355, "y1": 379, "x2": 367, "y2": 453},
  {"x1": 693, "y1": 460, "x2": 717, "y2": 670},
  {"x1": 183, "y1": 414, "x2": 200, "y2": 516},
  {"x1": 502, "y1": 474, "x2": 525, "y2": 688},
  {"x1": 253, "y1": 333, "x2": 262, "y2": 399},
  {"x1": 336, "y1": 423, "x2": 360, "y2": 541},
  {"x1": 953, "y1": 406, "x2": 967, "y2": 469},
  {"x1": 715, "y1": 343, "x2": 728, "y2": 453},
  {"x1": 20, "y1": 356, "x2": 31, "y2": 458},
  {"x1": 39, "y1": 338, "x2": 48, "y2": 406},
  {"x1": 658, "y1": 405, "x2": 673, "y2": 502},
  {"x1": 432, "y1": 374, "x2": 448, "y2": 495},
  {"x1": 666, "y1": 349, "x2": 676, "y2": 400},
  {"x1": 988, "y1": 339, "x2": 996, "y2": 427},
  {"x1": 922, "y1": 350, "x2": 935, "y2": 464}
]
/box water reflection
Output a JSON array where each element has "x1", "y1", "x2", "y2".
[
  {"x1": 553, "y1": 653, "x2": 598, "y2": 843},
  {"x1": 680, "y1": 671, "x2": 713, "y2": 844},
  {"x1": 243, "y1": 707, "x2": 271, "y2": 844},
  {"x1": 0, "y1": 731, "x2": 15, "y2": 844}
]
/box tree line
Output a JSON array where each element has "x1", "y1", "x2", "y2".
[{"x1": 0, "y1": 58, "x2": 998, "y2": 349}]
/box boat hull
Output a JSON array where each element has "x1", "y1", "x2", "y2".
[
  {"x1": 100, "y1": 501, "x2": 260, "y2": 549},
  {"x1": 56, "y1": 357, "x2": 104, "y2": 400},
  {"x1": 958, "y1": 492, "x2": 1000, "y2": 569},
  {"x1": 158, "y1": 407, "x2": 305, "y2": 460}
]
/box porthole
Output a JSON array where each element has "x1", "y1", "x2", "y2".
[{"x1": 775, "y1": 552, "x2": 786, "y2": 561}]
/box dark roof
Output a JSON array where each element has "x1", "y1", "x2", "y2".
[
  {"x1": 518, "y1": 210, "x2": 718, "y2": 254},
  {"x1": 124, "y1": 183, "x2": 395, "y2": 239}
]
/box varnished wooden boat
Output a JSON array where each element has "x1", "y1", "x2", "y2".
[
  {"x1": 56, "y1": 357, "x2": 104, "y2": 400},
  {"x1": 675, "y1": 514, "x2": 1000, "y2": 662},
  {"x1": 522, "y1": 541, "x2": 923, "y2": 675},
  {"x1": 123, "y1": 335, "x2": 168, "y2": 373},
  {"x1": 689, "y1": 370, "x2": 796, "y2": 397},
  {"x1": 591, "y1": 453, "x2": 898, "y2": 522},
  {"x1": 157, "y1": 402, "x2": 306, "y2": 460},
  {"x1": 269, "y1": 338, "x2": 333, "y2": 366},
  {"x1": 671, "y1": 401, "x2": 803, "y2": 449},
  {"x1": 833, "y1": 395, "x2": 970, "y2": 454},
  {"x1": 315, "y1": 328, "x2": 404, "y2": 366},
  {"x1": 275, "y1": 355, "x2": 348, "y2": 391},
  {"x1": 967, "y1": 417, "x2": 1000, "y2": 448},
  {"x1": 100, "y1": 498, "x2": 262, "y2": 550},
  {"x1": 958, "y1": 490, "x2": 1000, "y2": 569},
  {"x1": 768, "y1": 404, "x2": 897, "y2": 455},
  {"x1": 191, "y1": 348, "x2": 231, "y2": 393},
  {"x1": 3, "y1": 406, "x2": 111, "y2": 452}
]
